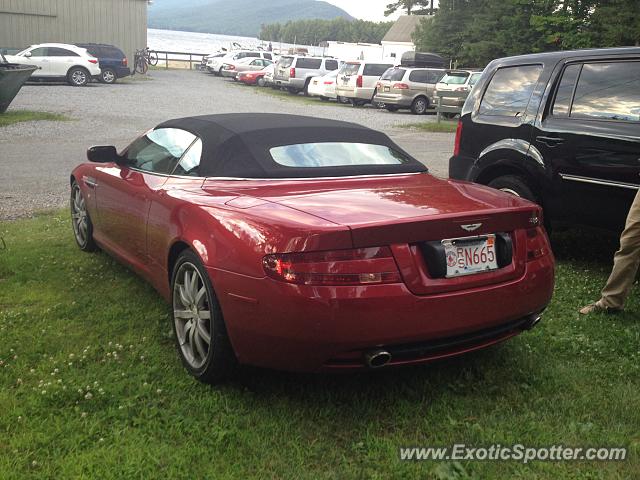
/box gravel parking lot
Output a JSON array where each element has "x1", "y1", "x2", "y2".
[{"x1": 0, "y1": 69, "x2": 453, "y2": 220}]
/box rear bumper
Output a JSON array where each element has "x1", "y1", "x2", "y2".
[
  {"x1": 434, "y1": 95, "x2": 466, "y2": 107},
  {"x1": 209, "y1": 255, "x2": 554, "y2": 372},
  {"x1": 336, "y1": 86, "x2": 374, "y2": 100},
  {"x1": 221, "y1": 70, "x2": 237, "y2": 78},
  {"x1": 373, "y1": 93, "x2": 412, "y2": 107}
]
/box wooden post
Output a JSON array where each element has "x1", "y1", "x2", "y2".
[
  {"x1": 437, "y1": 96, "x2": 441, "y2": 123},
  {"x1": 165, "y1": 52, "x2": 169, "y2": 70}
]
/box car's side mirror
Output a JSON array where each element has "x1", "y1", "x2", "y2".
[
  {"x1": 24, "y1": 51, "x2": 32, "y2": 58},
  {"x1": 87, "y1": 145, "x2": 120, "y2": 163}
]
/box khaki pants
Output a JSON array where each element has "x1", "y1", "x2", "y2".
[{"x1": 599, "y1": 189, "x2": 640, "y2": 309}]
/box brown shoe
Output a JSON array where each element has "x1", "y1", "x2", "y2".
[{"x1": 579, "y1": 302, "x2": 622, "y2": 315}]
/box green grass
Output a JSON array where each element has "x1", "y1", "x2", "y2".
[
  {"x1": 0, "y1": 110, "x2": 70, "y2": 127},
  {"x1": 398, "y1": 121, "x2": 458, "y2": 133},
  {"x1": 1, "y1": 211, "x2": 639, "y2": 479}
]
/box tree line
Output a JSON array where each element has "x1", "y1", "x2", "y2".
[
  {"x1": 413, "y1": 0, "x2": 640, "y2": 67},
  {"x1": 259, "y1": 18, "x2": 394, "y2": 45}
]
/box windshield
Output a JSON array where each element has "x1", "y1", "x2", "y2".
[
  {"x1": 381, "y1": 68, "x2": 406, "y2": 81},
  {"x1": 440, "y1": 72, "x2": 470, "y2": 84},
  {"x1": 270, "y1": 143, "x2": 413, "y2": 168}
]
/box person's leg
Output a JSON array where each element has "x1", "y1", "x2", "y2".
[{"x1": 584, "y1": 190, "x2": 640, "y2": 312}]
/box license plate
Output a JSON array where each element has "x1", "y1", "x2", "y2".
[
  {"x1": 384, "y1": 86, "x2": 390, "y2": 92},
  {"x1": 442, "y1": 235, "x2": 498, "y2": 278}
]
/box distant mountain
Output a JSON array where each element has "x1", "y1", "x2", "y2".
[{"x1": 148, "y1": 0, "x2": 355, "y2": 37}]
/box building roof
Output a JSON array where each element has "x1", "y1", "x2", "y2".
[{"x1": 382, "y1": 15, "x2": 427, "y2": 44}]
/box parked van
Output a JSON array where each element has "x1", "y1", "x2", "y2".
[
  {"x1": 207, "y1": 50, "x2": 274, "y2": 75},
  {"x1": 374, "y1": 66, "x2": 445, "y2": 114},
  {"x1": 335, "y1": 61, "x2": 394, "y2": 106},
  {"x1": 449, "y1": 47, "x2": 640, "y2": 231},
  {"x1": 273, "y1": 56, "x2": 340, "y2": 94},
  {"x1": 433, "y1": 69, "x2": 483, "y2": 114}
]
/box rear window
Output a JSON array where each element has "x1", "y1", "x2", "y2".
[
  {"x1": 279, "y1": 56, "x2": 294, "y2": 68},
  {"x1": 440, "y1": 72, "x2": 469, "y2": 84},
  {"x1": 270, "y1": 143, "x2": 413, "y2": 168},
  {"x1": 342, "y1": 63, "x2": 361, "y2": 76},
  {"x1": 363, "y1": 63, "x2": 393, "y2": 77},
  {"x1": 263, "y1": 53, "x2": 272, "y2": 60},
  {"x1": 570, "y1": 62, "x2": 640, "y2": 122},
  {"x1": 469, "y1": 72, "x2": 482, "y2": 86},
  {"x1": 479, "y1": 65, "x2": 542, "y2": 116},
  {"x1": 552, "y1": 64, "x2": 581, "y2": 117},
  {"x1": 296, "y1": 58, "x2": 322, "y2": 69},
  {"x1": 324, "y1": 59, "x2": 338, "y2": 71},
  {"x1": 381, "y1": 68, "x2": 406, "y2": 81}
]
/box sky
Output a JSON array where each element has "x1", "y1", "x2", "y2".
[{"x1": 322, "y1": 0, "x2": 403, "y2": 22}]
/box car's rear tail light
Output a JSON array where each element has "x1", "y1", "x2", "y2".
[
  {"x1": 356, "y1": 75, "x2": 363, "y2": 88},
  {"x1": 393, "y1": 82, "x2": 409, "y2": 89},
  {"x1": 228, "y1": 65, "x2": 235, "y2": 70},
  {"x1": 122, "y1": 57, "x2": 128, "y2": 67},
  {"x1": 526, "y1": 227, "x2": 548, "y2": 261},
  {"x1": 455, "y1": 86, "x2": 469, "y2": 92},
  {"x1": 290, "y1": 67, "x2": 295, "y2": 78},
  {"x1": 453, "y1": 120, "x2": 463, "y2": 156},
  {"x1": 263, "y1": 247, "x2": 401, "y2": 286},
  {"x1": 88, "y1": 59, "x2": 98, "y2": 64},
  {"x1": 324, "y1": 80, "x2": 334, "y2": 85}
]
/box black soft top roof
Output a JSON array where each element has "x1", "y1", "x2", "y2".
[{"x1": 155, "y1": 113, "x2": 427, "y2": 178}]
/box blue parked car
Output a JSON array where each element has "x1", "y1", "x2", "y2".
[{"x1": 76, "y1": 43, "x2": 130, "y2": 84}]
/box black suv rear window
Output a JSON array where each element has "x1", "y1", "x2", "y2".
[
  {"x1": 363, "y1": 64, "x2": 393, "y2": 77},
  {"x1": 296, "y1": 58, "x2": 322, "y2": 69},
  {"x1": 570, "y1": 62, "x2": 640, "y2": 122},
  {"x1": 479, "y1": 65, "x2": 542, "y2": 117}
]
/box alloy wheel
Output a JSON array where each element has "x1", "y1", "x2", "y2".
[
  {"x1": 71, "y1": 185, "x2": 88, "y2": 246},
  {"x1": 102, "y1": 70, "x2": 116, "y2": 83},
  {"x1": 71, "y1": 69, "x2": 87, "y2": 86},
  {"x1": 173, "y1": 262, "x2": 213, "y2": 369}
]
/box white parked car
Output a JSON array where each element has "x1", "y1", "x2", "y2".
[
  {"x1": 4, "y1": 43, "x2": 101, "y2": 86},
  {"x1": 221, "y1": 57, "x2": 273, "y2": 79},
  {"x1": 207, "y1": 50, "x2": 274, "y2": 76},
  {"x1": 307, "y1": 70, "x2": 349, "y2": 103}
]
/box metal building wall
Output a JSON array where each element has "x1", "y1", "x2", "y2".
[{"x1": 0, "y1": 0, "x2": 147, "y2": 64}]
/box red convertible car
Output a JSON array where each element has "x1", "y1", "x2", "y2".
[{"x1": 70, "y1": 114, "x2": 554, "y2": 383}]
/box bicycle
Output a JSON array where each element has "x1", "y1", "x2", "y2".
[{"x1": 133, "y1": 48, "x2": 158, "y2": 75}]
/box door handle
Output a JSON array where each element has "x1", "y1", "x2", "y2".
[{"x1": 536, "y1": 136, "x2": 565, "y2": 147}]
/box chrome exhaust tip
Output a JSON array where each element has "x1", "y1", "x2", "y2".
[
  {"x1": 524, "y1": 313, "x2": 543, "y2": 330},
  {"x1": 365, "y1": 349, "x2": 392, "y2": 368}
]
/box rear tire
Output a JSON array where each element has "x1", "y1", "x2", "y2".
[
  {"x1": 99, "y1": 68, "x2": 117, "y2": 84},
  {"x1": 67, "y1": 67, "x2": 90, "y2": 87},
  {"x1": 287, "y1": 87, "x2": 300, "y2": 95},
  {"x1": 337, "y1": 96, "x2": 350, "y2": 104},
  {"x1": 257, "y1": 76, "x2": 265, "y2": 87},
  {"x1": 487, "y1": 174, "x2": 538, "y2": 203},
  {"x1": 171, "y1": 250, "x2": 237, "y2": 384},
  {"x1": 411, "y1": 96, "x2": 428, "y2": 115}
]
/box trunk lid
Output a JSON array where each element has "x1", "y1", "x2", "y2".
[{"x1": 205, "y1": 173, "x2": 543, "y2": 295}]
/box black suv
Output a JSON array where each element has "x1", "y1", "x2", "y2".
[
  {"x1": 449, "y1": 47, "x2": 640, "y2": 231},
  {"x1": 76, "y1": 43, "x2": 130, "y2": 84}
]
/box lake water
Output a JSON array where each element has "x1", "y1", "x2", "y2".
[{"x1": 147, "y1": 28, "x2": 324, "y2": 56}]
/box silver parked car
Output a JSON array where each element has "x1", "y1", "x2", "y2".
[
  {"x1": 373, "y1": 67, "x2": 445, "y2": 114},
  {"x1": 433, "y1": 70, "x2": 483, "y2": 112},
  {"x1": 335, "y1": 61, "x2": 394, "y2": 106},
  {"x1": 273, "y1": 56, "x2": 340, "y2": 95},
  {"x1": 222, "y1": 57, "x2": 273, "y2": 79}
]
